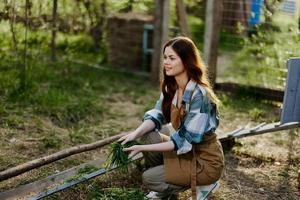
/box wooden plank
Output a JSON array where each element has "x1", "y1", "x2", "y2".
[
  {"x1": 51, "y1": 0, "x2": 58, "y2": 61},
  {"x1": 281, "y1": 58, "x2": 300, "y2": 123},
  {"x1": 0, "y1": 153, "x2": 143, "y2": 200},
  {"x1": 0, "y1": 158, "x2": 106, "y2": 200},
  {"x1": 231, "y1": 121, "x2": 300, "y2": 138},
  {"x1": 28, "y1": 154, "x2": 143, "y2": 200}
]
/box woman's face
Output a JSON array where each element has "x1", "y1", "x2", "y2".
[{"x1": 163, "y1": 46, "x2": 185, "y2": 77}]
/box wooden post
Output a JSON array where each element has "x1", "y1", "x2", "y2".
[
  {"x1": 151, "y1": 0, "x2": 170, "y2": 84},
  {"x1": 51, "y1": 0, "x2": 57, "y2": 61},
  {"x1": 203, "y1": 0, "x2": 223, "y2": 87},
  {"x1": 176, "y1": 0, "x2": 190, "y2": 37}
]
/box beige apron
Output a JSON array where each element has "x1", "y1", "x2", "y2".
[{"x1": 163, "y1": 104, "x2": 224, "y2": 200}]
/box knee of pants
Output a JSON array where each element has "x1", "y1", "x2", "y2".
[
  {"x1": 142, "y1": 170, "x2": 152, "y2": 185},
  {"x1": 140, "y1": 131, "x2": 161, "y2": 144}
]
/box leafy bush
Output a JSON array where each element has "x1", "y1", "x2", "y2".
[
  {"x1": 57, "y1": 34, "x2": 96, "y2": 53},
  {"x1": 225, "y1": 27, "x2": 300, "y2": 90}
]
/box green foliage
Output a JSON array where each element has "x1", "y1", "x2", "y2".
[
  {"x1": 218, "y1": 91, "x2": 279, "y2": 123},
  {"x1": 66, "y1": 165, "x2": 98, "y2": 182},
  {"x1": 56, "y1": 34, "x2": 96, "y2": 54},
  {"x1": 219, "y1": 29, "x2": 245, "y2": 52},
  {"x1": 225, "y1": 28, "x2": 300, "y2": 89},
  {"x1": 249, "y1": 108, "x2": 265, "y2": 121},
  {"x1": 107, "y1": 0, "x2": 154, "y2": 13},
  {"x1": 3, "y1": 114, "x2": 25, "y2": 129},
  {"x1": 0, "y1": 103, "x2": 6, "y2": 115},
  {"x1": 188, "y1": 15, "x2": 204, "y2": 50},
  {"x1": 88, "y1": 187, "x2": 145, "y2": 200},
  {"x1": 42, "y1": 132, "x2": 62, "y2": 149},
  {"x1": 105, "y1": 141, "x2": 140, "y2": 172}
]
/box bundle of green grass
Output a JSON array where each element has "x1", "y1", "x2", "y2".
[{"x1": 105, "y1": 141, "x2": 140, "y2": 172}]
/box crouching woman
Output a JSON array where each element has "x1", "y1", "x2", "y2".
[{"x1": 118, "y1": 36, "x2": 224, "y2": 200}]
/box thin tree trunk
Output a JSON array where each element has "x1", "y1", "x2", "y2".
[
  {"x1": 90, "y1": 0, "x2": 107, "y2": 51},
  {"x1": 83, "y1": 0, "x2": 94, "y2": 26},
  {"x1": 20, "y1": 0, "x2": 30, "y2": 90},
  {"x1": 151, "y1": 0, "x2": 170, "y2": 84},
  {"x1": 51, "y1": 0, "x2": 57, "y2": 61},
  {"x1": 5, "y1": 0, "x2": 18, "y2": 54},
  {"x1": 0, "y1": 132, "x2": 127, "y2": 182},
  {"x1": 175, "y1": 0, "x2": 190, "y2": 37},
  {"x1": 204, "y1": 0, "x2": 223, "y2": 87}
]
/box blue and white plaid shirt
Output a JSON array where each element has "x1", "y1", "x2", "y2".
[{"x1": 143, "y1": 80, "x2": 219, "y2": 155}]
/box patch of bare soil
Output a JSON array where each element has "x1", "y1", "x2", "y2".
[{"x1": 209, "y1": 129, "x2": 300, "y2": 200}]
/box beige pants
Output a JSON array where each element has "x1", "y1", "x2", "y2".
[{"x1": 140, "y1": 124, "x2": 187, "y2": 199}]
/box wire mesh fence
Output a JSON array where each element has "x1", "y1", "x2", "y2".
[
  {"x1": 215, "y1": 0, "x2": 300, "y2": 91},
  {"x1": 0, "y1": 0, "x2": 299, "y2": 92}
]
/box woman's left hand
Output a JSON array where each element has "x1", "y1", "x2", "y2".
[{"x1": 124, "y1": 145, "x2": 143, "y2": 159}]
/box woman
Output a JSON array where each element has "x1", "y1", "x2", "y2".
[{"x1": 118, "y1": 36, "x2": 224, "y2": 200}]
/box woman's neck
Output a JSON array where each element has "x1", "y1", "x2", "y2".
[{"x1": 175, "y1": 71, "x2": 189, "y2": 91}]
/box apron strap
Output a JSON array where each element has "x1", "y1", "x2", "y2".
[
  {"x1": 191, "y1": 146, "x2": 197, "y2": 200},
  {"x1": 187, "y1": 83, "x2": 198, "y2": 200}
]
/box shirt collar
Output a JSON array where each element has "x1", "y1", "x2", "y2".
[
  {"x1": 172, "y1": 79, "x2": 197, "y2": 106},
  {"x1": 182, "y1": 79, "x2": 197, "y2": 103}
]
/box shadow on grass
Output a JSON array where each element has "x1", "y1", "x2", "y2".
[{"x1": 223, "y1": 130, "x2": 298, "y2": 200}]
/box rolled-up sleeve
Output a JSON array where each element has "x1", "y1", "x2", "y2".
[
  {"x1": 143, "y1": 93, "x2": 165, "y2": 130},
  {"x1": 171, "y1": 94, "x2": 215, "y2": 155}
]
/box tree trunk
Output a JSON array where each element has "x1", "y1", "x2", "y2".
[
  {"x1": 0, "y1": 132, "x2": 127, "y2": 182},
  {"x1": 151, "y1": 0, "x2": 170, "y2": 84},
  {"x1": 204, "y1": 0, "x2": 223, "y2": 87},
  {"x1": 20, "y1": 0, "x2": 30, "y2": 90},
  {"x1": 175, "y1": 0, "x2": 190, "y2": 37},
  {"x1": 88, "y1": 0, "x2": 107, "y2": 51},
  {"x1": 4, "y1": 0, "x2": 18, "y2": 54},
  {"x1": 51, "y1": 0, "x2": 57, "y2": 61}
]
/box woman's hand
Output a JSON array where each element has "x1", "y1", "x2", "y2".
[
  {"x1": 118, "y1": 131, "x2": 138, "y2": 145},
  {"x1": 123, "y1": 145, "x2": 143, "y2": 159}
]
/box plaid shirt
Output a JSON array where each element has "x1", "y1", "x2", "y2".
[{"x1": 143, "y1": 80, "x2": 219, "y2": 155}]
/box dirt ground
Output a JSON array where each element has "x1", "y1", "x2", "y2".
[
  {"x1": 1, "y1": 91, "x2": 299, "y2": 200},
  {"x1": 48, "y1": 95, "x2": 300, "y2": 200}
]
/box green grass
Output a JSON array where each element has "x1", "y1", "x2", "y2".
[
  {"x1": 222, "y1": 12, "x2": 300, "y2": 90},
  {"x1": 0, "y1": 55, "x2": 158, "y2": 190}
]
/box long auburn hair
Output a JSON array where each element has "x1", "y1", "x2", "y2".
[{"x1": 161, "y1": 36, "x2": 219, "y2": 122}]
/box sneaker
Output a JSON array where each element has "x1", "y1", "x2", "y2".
[
  {"x1": 146, "y1": 191, "x2": 161, "y2": 200},
  {"x1": 188, "y1": 182, "x2": 220, "y2": 200}
]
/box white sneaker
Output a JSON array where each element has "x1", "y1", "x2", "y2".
[
  {"x1": 146, "y1": 191, "x2": 161, "y2": 200},
  {"x1": 188, "y1": 182, "x2": 220, "y2": 200}
]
